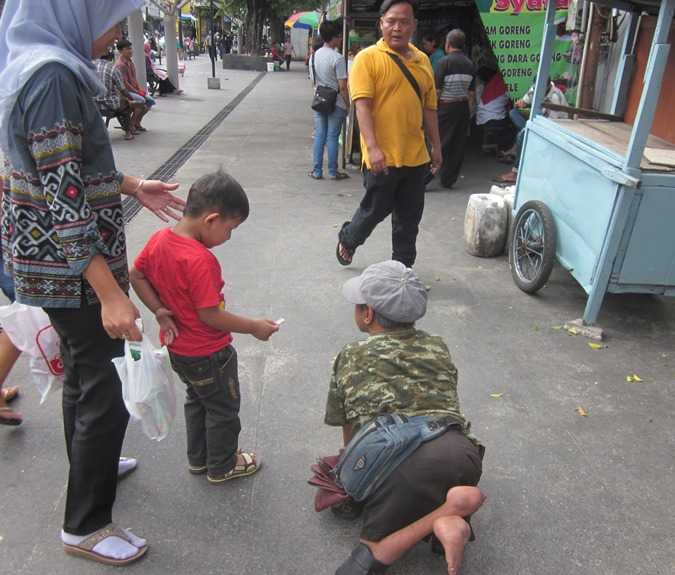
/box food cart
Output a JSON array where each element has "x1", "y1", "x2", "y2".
[{"x1": 509, "y1": 0, "x2": 675, "y2": 331}]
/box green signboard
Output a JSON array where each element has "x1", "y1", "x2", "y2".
[{"x1": 475, "y1": 0, "x2": 582, "y2": 104}]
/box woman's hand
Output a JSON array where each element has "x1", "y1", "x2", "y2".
[
  {"x1": 135, "y1": 180, "x2": 185, "y2": 222},
  {"x1": 101, "y1": 293, "x2": 142, "y2": 341}
]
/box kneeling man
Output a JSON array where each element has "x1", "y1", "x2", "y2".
[{"x1": 325, "y1": 260, "x2": 485, "y2": 574}]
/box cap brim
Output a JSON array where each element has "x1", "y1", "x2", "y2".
[{"x1": 342, "y1": 276, "x2": 367, "y2": 305}]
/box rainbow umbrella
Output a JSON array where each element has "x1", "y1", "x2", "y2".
[{"x1": 285, "y1": 11, "x2": 320, "y2": 30}]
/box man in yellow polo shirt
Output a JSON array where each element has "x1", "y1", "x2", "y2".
[{"x1": 336, "y1": 0, "x2": 442, "y2": 269}]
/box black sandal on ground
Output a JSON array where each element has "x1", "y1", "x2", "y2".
[
  {"x1": 335, "y1": 543, "x2": 388, "y2": 575},
  {"x1": 336, "y1": 241, "x2": 354, "y2": 266}
]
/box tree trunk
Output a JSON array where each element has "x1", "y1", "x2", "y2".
[
  {"x1": 127, "y1": 10, "x2": 147, "y2": 87},
  {"x1": 270, "y1": 15, "x2": 283, "y2": 44},
  {"x1": 164, "y1": 13, "x2": 180, "y2": 89}
]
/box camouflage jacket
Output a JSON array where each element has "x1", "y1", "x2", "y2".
[{"x1": 324, "y1": 328, "x2": 472, "y2": 436}]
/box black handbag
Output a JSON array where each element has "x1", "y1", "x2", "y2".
[{"x1": 310, "y1": 53, "x2": 338, "y2": 114}]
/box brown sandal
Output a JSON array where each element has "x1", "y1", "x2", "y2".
[{"x1": 207, "y1": 451, "x2": 260, "y2": 484}]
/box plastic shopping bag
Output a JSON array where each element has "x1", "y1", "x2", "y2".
[
  {"x1": 0, "y1": 302, "x2": 64, "y2": 403},
  {"x1": 112, "y1": 329, "x2": 177, "y2": 441}
]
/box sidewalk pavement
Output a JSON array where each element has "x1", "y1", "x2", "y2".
[{"x1": 1, "y1": 60, "x2": 673, "y2": 575}]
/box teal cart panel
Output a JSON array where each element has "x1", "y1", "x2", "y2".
[
  {"x1": 516, "y1": 127, "x2": 620, "y2": 294},
  {"x1": 614, "y1": 184, "x2": 675, "y2": 288}
]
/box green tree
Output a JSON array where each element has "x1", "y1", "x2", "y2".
[{"x1": 215, "y1": 0, "x2": 319, "y2": 55}]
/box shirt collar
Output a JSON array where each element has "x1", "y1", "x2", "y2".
[
  {"x1": 376, "y1": 39, "x2": 420, "y2": 62},
  {"x1": 366, "y1": 327, "x2": 417, "y2": 341}
]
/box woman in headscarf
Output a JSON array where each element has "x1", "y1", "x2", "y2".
[{"x1": 0, "y1": 0, "x2": 185, "y2": 566}]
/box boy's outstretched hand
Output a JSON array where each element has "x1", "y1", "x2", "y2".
[{"x1": 251, "y1": 319, "x2": 280, "y2": 341}]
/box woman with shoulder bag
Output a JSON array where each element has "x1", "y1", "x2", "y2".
[{"x1": 309, "y1": 20, "x2": 350, "y2": 181}]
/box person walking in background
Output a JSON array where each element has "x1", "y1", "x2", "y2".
[
  {"x1": 309, "y1": 19, "x2": 350, "y2": 181},
  {"x1": 434, "y1": 29, "x2": 475, "y2": 189},
  {"x1": 336, "y1": 0, "x2": 442, "y2": 268},
  {"x1": 0, "y1": 1, "x2": 184, "y2": 565},
  {"x1": 284, "y1": 36, "x2": 294, "y2": 71}
]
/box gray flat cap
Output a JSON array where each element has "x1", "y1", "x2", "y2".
[{"x1": 342, "y1": 260, "x2": 427, "y2": 323}]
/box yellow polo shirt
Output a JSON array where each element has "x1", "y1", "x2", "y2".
[{"x1": 349, "y1": 39, "x2": 437, "y2": 169}]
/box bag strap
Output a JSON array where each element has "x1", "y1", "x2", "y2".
[
  {"x1": 311, "y1": 53, "x2": 317, "y2": 87},
  {"x1": 386, "y1": 51, "x2": 422, "y2": 105}
]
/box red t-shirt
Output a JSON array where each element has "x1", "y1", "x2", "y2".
[{"x1": 134, "y1": 228, "x2": 232, "y2": 356}]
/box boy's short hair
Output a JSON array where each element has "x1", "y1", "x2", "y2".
[{"x1": 185, "y1": 169, "x2": 249, "y2": 220}]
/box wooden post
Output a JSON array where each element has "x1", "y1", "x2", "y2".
[
  {"x1": 164, "y1": 12, "x2": 180, "y2": 89},
  {"x1": 578, "y1": 4, "x2": 605, "y2": 110},
  {"x1": 610, "y1": 11, "x2": 640, "y2": 117},
  {"x1": 624, "y1": 0, "x2": 675, "y2": 171},
  {"x1": 127, "y1": 10, "x2": 147, "y2": 88},
  {"x1": 530, "y1": 0, "x2": 556, "y2": 119}
]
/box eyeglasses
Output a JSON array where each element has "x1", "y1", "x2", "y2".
[{"x1": 381, "y1": 17, "x2": 413, "y2": 28}]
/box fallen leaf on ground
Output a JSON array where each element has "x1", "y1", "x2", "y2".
[
  {"x1": 576, "y1": 406, "x2": 589, "y2": 417},
  {"x1": 626, "y1": 373, "x2": 643, "y2": 383},
  {"x1": 490, "y1": 393, "x2": 503, "y2": 399},
  {"x1": 551, "y1": 325, "x2": 563, "y2": 331},
  {"x1": 567, "y1": 327, "x2": 580, "y2": 336},
  {"x1": 588, "y1": 342, "x2": 605, "y2": 350}
]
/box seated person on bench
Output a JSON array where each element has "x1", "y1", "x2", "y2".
[
  {"x1": 94, "y1": 49, "x2": 141, "y2": 140},
  {"x1": 475, "y1": 67, "x2": 515, "y2": 154}
]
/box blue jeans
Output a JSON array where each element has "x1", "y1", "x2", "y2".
[
  {"x1": 312, "y1": 106, "x2": 347, "y2": 177},
  {"x1": 128, "y1": 91, "x2": 156, "y2": 108}
]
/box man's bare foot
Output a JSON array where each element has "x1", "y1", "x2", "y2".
[{"x1": 433, "y1": 516, "x2": 471, "y2": 575}]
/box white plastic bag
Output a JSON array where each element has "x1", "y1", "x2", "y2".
[
  {"x1": 112, "y1": 327, "x2": 177, "y2": 441},
  {"x1": 0, "y1": 302, "x2": 64, "y2": 403}
]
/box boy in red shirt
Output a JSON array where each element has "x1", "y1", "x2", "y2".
[{"x1": 130, "y1": 169, "x2": 278, "y2": 484}]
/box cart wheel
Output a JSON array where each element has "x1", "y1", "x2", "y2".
[{"x1": 509, "y1": 200, "x2": 556, "y2": 293}]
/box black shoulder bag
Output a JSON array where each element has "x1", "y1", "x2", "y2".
[{"x1": 311, "y1": 53, "x2": 338, "y2": 114}]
